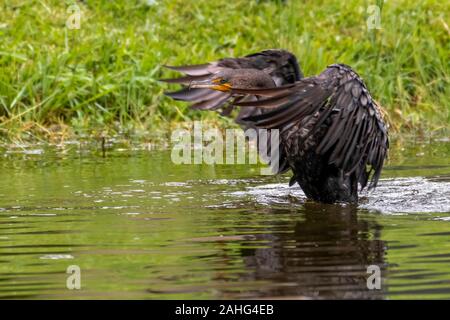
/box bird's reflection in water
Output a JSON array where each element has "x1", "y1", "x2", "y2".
[{"x1": 220, "y1": 202, "x2": 386, "y2": 299}]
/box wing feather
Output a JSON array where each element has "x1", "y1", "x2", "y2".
[
  {"x1": 162, "y1": 50, "x2": 302, "y2": 114},
  {"x1": 233, "y1": 64, "x2": 388, "y2": 190}
]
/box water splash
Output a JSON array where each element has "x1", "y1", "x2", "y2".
[
  {"x1": 228, "y1": 176, "x2": 450, "y2": 214},
  {"x1": 361, "y1": 177, "x2": 450, "y2": 213}
]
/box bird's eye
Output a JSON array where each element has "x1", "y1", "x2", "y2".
[{"x1": 219, "y1": 78, "x2": 228, "y2": 84}]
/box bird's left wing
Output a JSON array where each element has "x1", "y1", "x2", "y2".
[{"x1": 161, "y1": 49, "x2": 302, "y2": 113}]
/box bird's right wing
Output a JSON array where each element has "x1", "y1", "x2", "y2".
[{"x1": 233, "y1": 64, "x2": 389, "y2": 190}]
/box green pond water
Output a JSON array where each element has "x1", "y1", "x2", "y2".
[{"x1": 0, "y1": 137, "x2": 449, "y2": 299}]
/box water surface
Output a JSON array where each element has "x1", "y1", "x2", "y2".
[{"x1": 0, "y1": 137, "x2": 449, "y2": 299}]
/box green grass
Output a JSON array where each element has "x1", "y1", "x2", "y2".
[{"x1": 0, "y1": 0, "x2": 449, "y2": 142}]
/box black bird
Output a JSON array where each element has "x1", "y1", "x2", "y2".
[{"x1": 162, "y1": 50, "x2": 389, "y2": 204}]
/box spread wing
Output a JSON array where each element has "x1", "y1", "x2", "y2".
[
  {"x1": 161, "y1": 49, "x2": 302, "y2": 113},
  {"x1": 234, "y1": 64, "x2": 389, "y2": 190}
]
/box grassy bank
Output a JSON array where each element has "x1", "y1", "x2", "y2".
[{"x1": 0, "y1": 0, "x2": 449, "y2": 142}]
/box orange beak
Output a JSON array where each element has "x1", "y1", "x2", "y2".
[{"x1": 190, "y1": 79, "x2": 232, "y2": 92}]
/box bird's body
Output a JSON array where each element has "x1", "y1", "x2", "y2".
[{"x1": 162, "y1": 50, "x2": 389, "y2": 204}]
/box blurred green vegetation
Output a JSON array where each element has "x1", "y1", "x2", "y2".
[{"x1": 0, "y1": 0, "x2": 448, "y2": 142}]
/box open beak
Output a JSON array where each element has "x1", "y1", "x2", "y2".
[{"x1": 189, "y1": 79, "x2": 231, "y2": 92}]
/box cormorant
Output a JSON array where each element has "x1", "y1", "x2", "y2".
[{"x1": 162, "y1": 49, "x2": 389, "y2": 204}]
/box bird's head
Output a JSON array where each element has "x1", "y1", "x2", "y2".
[{"x1": 189, "y1": 69, "x2": 276, "y2": 92}]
